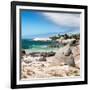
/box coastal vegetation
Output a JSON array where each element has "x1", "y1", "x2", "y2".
[{"x1": 49, "y1": 33, "x2": 80, "y2": 40}]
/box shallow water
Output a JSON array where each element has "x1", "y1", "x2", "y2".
[{"x1": 22, "y1": 39, "x2": 63, "y2": 52}]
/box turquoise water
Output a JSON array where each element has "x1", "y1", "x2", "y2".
[{"x1": 22, "y1": 39, "x2": 62, "y2": 52}]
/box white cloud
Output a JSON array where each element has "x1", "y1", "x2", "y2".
[{"x1": 42, "y1": 12, "x2": 80, "y2": 28}]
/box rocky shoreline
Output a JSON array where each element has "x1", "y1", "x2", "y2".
[{"x1": 21, "y1": 39, "x2": 80, "y2": 80}]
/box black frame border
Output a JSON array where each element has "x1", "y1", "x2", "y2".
[{"x1": 11, "y1": 1, "x2": 88, "y2": 89}]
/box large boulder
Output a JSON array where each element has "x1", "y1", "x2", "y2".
[
  {"x1": 51, "y1": 44, "x2": 75, "y2": 67},
  {"x1": 64, "y1": 48, "x2": 72, "y2": 56},
  {"x1": 64, "y1": 55, "x2": 75, "y2": 67}
]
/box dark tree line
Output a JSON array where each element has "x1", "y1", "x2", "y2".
[{"x1": 49, "y1": 33, "x2": 80, "y2": 40}]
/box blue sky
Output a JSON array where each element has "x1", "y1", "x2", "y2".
[{"x1": 21, "y1": 10, "x2": 80, "y2": 39}]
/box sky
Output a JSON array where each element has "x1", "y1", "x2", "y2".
[{"x1": 21, "y1": 10, "x2": 80, "y2": 39}]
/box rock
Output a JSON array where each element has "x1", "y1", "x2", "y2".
[
  {"x1": 40, "y1": 52, "x2": 47, "y2": 57},
  {"x1": 24, "y1": 60, "x2": 32, "y2": 64},
  {"x1": 69, "y1": 39, "x2": 76, "y2": 46},
  {"x1": 47, "y1": 52, "x2": 56, "y2": 57},
  {"x1": 27, "y1": 69, "x2": 35, "y2": 76},
  {"x1": 71, "y1": 45, "x2": 80, "y2": 57},
  {"x1": 51, "y1": 44, "x2": 76, "y2": 67},
  {"x1": 22, "y1": 56, "x2": 32, "y2": 64},
  {"x1": 41, "y1": 64, "x2": 45, "y2": 67},
  {"x1": 57, "y1": 38, "x2": 76, "y2": 46},
  {"x1": 64, "y1": 48, "x2": 72, "y2": 56},
  {"x1": 66, "y1": 66, "x2": 80, "y2": 76},
  {"x1": 29, "y1": 52, "x2": 47, "y2": 57},
  {"x1": 39, "y1": 56, "x2": 46, "y2": 61},
  {"x1": 21, "y1": 71, "x2": 28, "y2": 78},
  {"x1": 29, "y1": 51, "x2": 56, "y2": 57},
  {"x1": 29, "y1": 52, "x2": 41, "y2": 57},
  {"x1": 75, "y1": 60, "x2": 80, "y2": 69},
  {"x1": 64, "y1": 55, "x2": 75, "y2": 67},
  {"x1": 41, "y1": 52, "x2": 56, "y2": 57},
  {"x1": 21, "y1": 50, "x2": 26, "y2": 56},
  {"x1": 29, "y1": 52, "x2": 56, "y2": 57}
]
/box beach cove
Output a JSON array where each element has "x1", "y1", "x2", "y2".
[{"x1": 21, "y1": 34, "x2": 80, "y2": 80}]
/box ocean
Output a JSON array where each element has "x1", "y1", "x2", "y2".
[{"x1": 21, "y1": 39, "x2": 62, "y2": 52}]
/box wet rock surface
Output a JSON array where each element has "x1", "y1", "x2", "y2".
[{"x1": 29, "y1": 51, "x2": 56, "y2": 57}]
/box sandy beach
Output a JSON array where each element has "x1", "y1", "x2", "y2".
[{"x1": 21, "y1": 38, "x2": 80, "y2": 80}]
